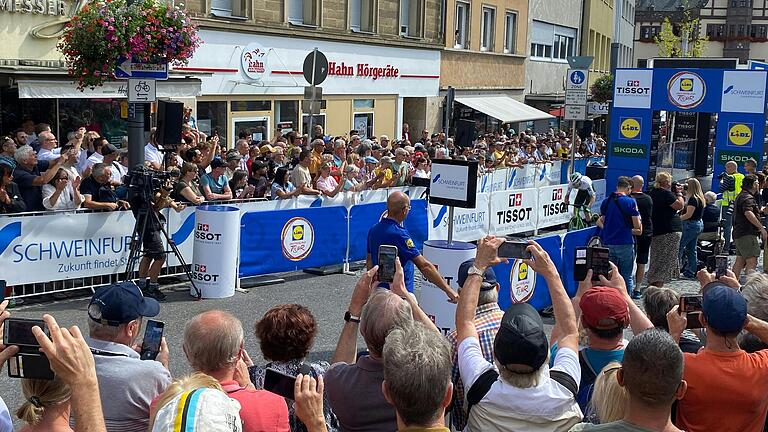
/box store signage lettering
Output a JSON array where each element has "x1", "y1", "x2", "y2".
[
  {"x1": 328, "y1": 61, "x2": 399, "y2": 80},
  {"x1": 0, "y1": 0, "x2": 66, "y2": 15}
]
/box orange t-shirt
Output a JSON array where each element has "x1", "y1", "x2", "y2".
[{"x1": 676, "y1": 348, "x2": 768, "y2": 432}]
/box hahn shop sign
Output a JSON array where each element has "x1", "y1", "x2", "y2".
[
  {"x1": 328, "y1": 62, "x2": 400, "y2": 80},
  {"x1": 0, "y1": 0, "x2": 66, "y2": 15}
]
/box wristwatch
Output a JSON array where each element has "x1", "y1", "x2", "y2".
[
  {"x1": 467, "y1": 265, "x2": 485, "y2": 278},
  {"x1": 344, "y1": 311, "x2": 361, "y2": 323}
]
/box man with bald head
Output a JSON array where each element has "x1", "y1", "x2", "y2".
[
  {"x1": 366, "y1": 191, "x2": 459, "y2": 302},
  {"x1": 183, "y1": 310, "x2": 289, "y2": 432},
  {"x1": 630, "y1": 175, "x2": 653, "y2": 296}
]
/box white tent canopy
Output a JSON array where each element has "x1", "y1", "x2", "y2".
[{"x1": 455, "y1": 95, "x2": 554, "y2": 123}]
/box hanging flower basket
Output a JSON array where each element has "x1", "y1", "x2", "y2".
[{"x1": 58, "y1": 0, "x2": 201, "y2": 90}]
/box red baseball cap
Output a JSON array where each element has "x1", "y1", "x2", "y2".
[{"x1": 579, "y1": 287, "x2": 630, "y2": 330}]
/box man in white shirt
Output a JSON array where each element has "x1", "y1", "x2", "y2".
[
  {"x1": 144, "y1": 130, "x2": 163, "y2": 170},
  {"x1": 36, "y1": 131, "x2": 59, "y2": 161},
  {"x1": 85, "y1": 137, "x2": 110, "y2": 171},
  {"x1": 456, "y1": 237, "x2": 582, "y2": 431}
]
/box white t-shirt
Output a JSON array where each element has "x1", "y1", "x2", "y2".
[
  {"x1": 85, "y1": 152, "x2": 104, "y2": 170},
  {"x1": 144, "y1": 143, "x2": 163, "y2": 166},
  {"x1": 459, "y1": 337, "x2": 583, "y2": 432}
]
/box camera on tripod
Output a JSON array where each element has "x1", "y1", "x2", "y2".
[{"x1": 126, "y1": 166, "x2": 172, "y2": 202}]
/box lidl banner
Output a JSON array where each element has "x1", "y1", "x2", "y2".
[
  {"x1": 608, "y1": 68, "x2": 767, "y2": 189},
  {"x1": 490, "y1": 188, "x2": 537, "y2": 236},
  {"x1": 239, "y1": 206, "x2": 348, "y2": 276}
]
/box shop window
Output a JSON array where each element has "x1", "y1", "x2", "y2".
[
  {"x1": 211, "y1": 0, "x2": 247, "y2": 18},
  {"x1": 350, "y1": 0, "x2": 376, "y2": 32},
  {"x1": 231, "y1": 100, "x2": 271, "y2": 112},
  {"x1": 275, "y1": 100, "x2": 299, "y2": 134},
  {"x1": 287, "y1": 0, "x2": 319, "y2": 26},
  {"x1": 302, "y1": 114, "x2": 326, "y2": 135},
  {"x1": 353, "y1": 99, "x2": 375, "y2": 109},
  {"x1": 454, "y1": 2, "x2": 469, "y2": 48},
  {"x1": 503, "y1": 11, "x2": 516, "y2": 54},
  {"x1": 197, "y1": 101, "x2": 228, "y2": 148},
  {"x1": 58, "y1": 99, "x2": 126, "y2": 147},
  {"x1": 480, "y1": 6, "x2": 495, "y2": 52},
  {"x1": 399, "y1": 0, "x2": 424, "y2": 38},
  {"x1": 353, "y1": 113, "x2": 374, "y2": 140}
]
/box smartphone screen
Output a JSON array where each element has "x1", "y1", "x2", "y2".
[
  {"x1": 680, "y1": 295, "x2": 704, "y2": 329},
  {"x1": 4, "y1": 319, "x2": 46, "y2": 348},
  {"x1": 378, "y1": 245, "x2": 398, "y2": 283},
  {"x1": 498, "y1": 240, "x2": 532, "y2": 259},
  {"x1": 264, "y1": 368, "x2": 297, "y2": 399},
  {"x1": 139, "y1": 320, "x2": 164, "y2": 361},
  {"x1": 589, "y1": 247, "x2": 611, "y2": 281},
  {"x1": 715, "y1": 255, "x2": 728, "y2": 278},
  {"x1": 574, "y1": 247, "x2": 589, "y2": 281}
]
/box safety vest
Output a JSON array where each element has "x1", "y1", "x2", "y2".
[{"x1": 720, "y1": 172, "x2": 744, "y2": 206}]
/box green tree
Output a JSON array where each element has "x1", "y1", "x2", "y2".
[
  {"x1": 654, "y1": 12, "x2": 708, "y2": 58},
  {"x1": 590, "y1": 74, "x2": 613, "y2": 103}
]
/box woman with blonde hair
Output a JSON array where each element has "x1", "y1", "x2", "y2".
[
  {"x1": 16, "y1": 377, "x2": 73, "y2": 432},
  {"x1": 585, "y1": 362, "x2": 628, "y2": 424},
  {"x1": 148, "y1": 372, "x2": 223, "y2": 429},
  {"x1": 679, "y1": 178, "x2": 706, "y2": 278},
  {"x1": 647, "y1": 172, "x2": 685, "y2": 287}
]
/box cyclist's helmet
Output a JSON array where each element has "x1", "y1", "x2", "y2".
[{"x1": 570, "y1": 172, "x2": 583, "y2": 187}]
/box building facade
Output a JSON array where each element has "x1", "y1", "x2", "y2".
[
  {"x1": 581, "y1": 0, "x2": 615, "y2": 85},
  {"x1": 699, "y1": 0, "x2": 768, "y2": 63},
  {"x1": 613, "y1": 0, "x2": 637, "y2": 68},
  {"x1": 523, "y1": 0, "x2": 583, "y2": 117}
]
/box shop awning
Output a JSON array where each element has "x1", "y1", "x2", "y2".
[
  {"x1": 17, "y1": 79, "x2": 202, "y2": 99},
  {"x1": 455, "y1": 95, "x2": 554, "y2": 123}
]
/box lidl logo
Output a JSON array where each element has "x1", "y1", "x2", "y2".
[
  {"x1": 680, "y1": 78, "x2": 694, "y2": 92},
  {"x1": 518, "y1": 262, "x2": 528, "y2": 279},
  {"x1": 292, "y1": 225, "x2": 304, "y2": 240},
  {"x1": 728, "y1": 123, "x2": 752, "y2": 147},
  {"x1": 620, "y1": 118, "x2": 641, "y2": 140}
]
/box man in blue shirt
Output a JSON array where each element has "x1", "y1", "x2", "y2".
[
  {"x1": 597, "y1": 176, "x2": 642, "y2": 294},
  {"x1": 367, "y1": 191, "x2": 458, "y2": 302},
  {"x1": 200, "y1": 159, "x2": 232, "y2": 201}
]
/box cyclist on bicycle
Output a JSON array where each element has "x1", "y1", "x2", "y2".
[{"x1": 565, "y1": 172, "x2": 596, "y2": 221}]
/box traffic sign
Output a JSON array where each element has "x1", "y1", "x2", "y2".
[
  {"x1": 564, "y1": 105, "x2": 587, "y2": 121},
  {"x1": 302, "y1": 100, "x2": 321, "y2": 115},
  {"x1": 115, "y1": 57, "x2": 168, "y2": 80},
  {"x1": 128, "y1": 79, "x2": 156, "y2": 103},
  {"x1": 748, "y1": 60, "x2": 768, "y2": 70},
  {"x1": 304, "y1": 86, "x2": 322, "y2": 100},
  {"x1": 565, "y1": 89, "x2": 587, "y2": 105},
  {"x1": 303, "y1": 50, "x2": 328, "y2": 86},
  {"x1": 566, "y1": 69, "x2": 588, "y2": 90},
  {"x1": 567, "y1": 56, "x2": 594, "y2": 69}
]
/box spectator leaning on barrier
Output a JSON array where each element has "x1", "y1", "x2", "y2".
[
  {"x1": 731, "y1": 174, "x2": 766, "y2": 279},
  {"x1": 42, "y1": 167, "x2": 82, "y2": 211},
  {"x1": 457, "y1": 237, "x2": 582, "y2": 431},
  {"x1": 597, "y1": 176, "x2": 642, "y2": 296},
  {"x1": 367, "y1": 191, "x2": 459, "y2": 302},
  {"x1": 272, "y1": 167, "x2": 301, "y2": 200},
  {"x1": 183, "y1": 310, "x2": 289, "y2": 432},
  {"x1": 172, "y1": 162, "x2": 204, "y2": 205},
  {"x1": 291, "y1": 150, "x2": 322, "y2": 196},
  {"x1": 719, "y1": 160, "x2": 743, "y2": 252},
  {"x1": 86, "y1": 282, "x2": 171, "y2": 432},
  {"x1": 13, "y1": 144, "x2": 64, "y2": 212},
  {"x1": 201, "y1": 159, "x2": 233, "y2": 201},
  {"x1": 569, "y1": 329, "x2": 687, "y2": 432},
  {"x1": 446, "y1": 259, "x2": 503, "y2": 431},
  {"x1": 80, "y1": 163, "x2": 130, "y2": 211},
  {"x1": 667, "y1": 276, "x2": 768, "y2": 432}
]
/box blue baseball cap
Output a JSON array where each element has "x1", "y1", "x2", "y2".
[
  {"x1": 457, "y1": 259, "x2": 498, "y2": 291},
  {"x1": 702, "y1": 282, "x2": 747, "y2": 334},
  {"x1": 88, "y1": 281, "x2": 160, "y2": 326},
  {"x1": 364, "y1": 156, "x2": 379, "y2": 164}
]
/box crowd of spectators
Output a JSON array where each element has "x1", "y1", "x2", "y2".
[
  {"x1": 1, "y1": 227, "x2": 766, "y2": 432},
  {"x1": 0, "y1": 119, "x2": 605, "y2": 214}
]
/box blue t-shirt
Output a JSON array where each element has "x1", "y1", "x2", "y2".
[
  {"x1": 599, "y1": 193, "x2": 640, "y2": 245},
  {"x1": 367, "y1": 218, "x2": 420, "y2": 292},
  {"x1": 201, "y1": 173, "x2": 229, "y2": 195}
]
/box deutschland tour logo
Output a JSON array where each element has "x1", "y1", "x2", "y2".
[
  {"x1": 509, "y1": 260, "x2": 536, "y2": 304},
  {"x1": 281, "y1": 217, "x2": 315, "y2": 261}
]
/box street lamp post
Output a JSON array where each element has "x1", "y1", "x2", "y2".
[{"x1": 126, "y1": 0, "x2": 146, "y2": 170}]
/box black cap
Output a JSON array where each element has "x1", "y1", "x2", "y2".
[
  {"x1": 457, "y1": 259, "x2": 497, "y2": 290},
  {"x1": 494, "y1": 303, "x2": 549, "y2": 370},
  {"x1": 210, "y1": 158, "x2": 227, "y2": 169},
  {"x1": 88, "y1": 281, "x2": 160, "y2": 326}
]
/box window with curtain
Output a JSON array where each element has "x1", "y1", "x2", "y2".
[{"x1": 480, "y1": 6, "x2": 495, "y2": 52}]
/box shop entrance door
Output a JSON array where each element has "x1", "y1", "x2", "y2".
[{"x1": 232, "y1": 116, "x2": 270, "y2": 144}]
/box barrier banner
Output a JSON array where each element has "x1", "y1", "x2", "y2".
[
  {"x1": 489, "y1": 188, "x2": 537, "y2": 236},
  {"x1": 429, "y1": 193, "x2": 489, "y2": 242},
  {"x1": 192, "y1": 206, "x2": 239, "y2": 298},
  {"x1": 491, "y1": 168, "x2": 509, "y2": 192},
  {"x1": 419, "y1": 240, "x2": 476, "y2": 335},
  {"x1": 166, "y1": 206, "x2": 196, "y2": 267},
  {"x1": 239, "y1": 206, "x2": 348, "y2": 276},
  {"x1": 508, "y1": 165, "x2": 537, "y2": 190},
  {"x1": 538, "y1": 184, "x2": 571, "y2": 229},
  {"x1": 496, "y1": 234, "x2": 563, "y2": 311},
  {"x1": 0, "y1": 211, "x2": 133, "y2": 285},
  {"x1": 548, "y1": 161, "x2": 563, "y2": 186},
  {"x1": 347, "y1": 199, "x2": 428, "y2": 262},
  {"x1": 562, "y1": 227, "x2": 599, "y2": 296}
]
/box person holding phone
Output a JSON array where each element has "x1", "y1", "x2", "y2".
[{"x1": 366, "y1": 191, "x2": 459, "y2": 302}]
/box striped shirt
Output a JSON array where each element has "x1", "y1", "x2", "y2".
[{"x1": 446, "y1": 302, "x2": 503, "y2": 431}]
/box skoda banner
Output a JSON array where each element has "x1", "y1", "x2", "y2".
[{"x1": 490, "y1": 188, "x2": 537, "y2": 236}]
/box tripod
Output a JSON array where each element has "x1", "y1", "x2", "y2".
[{"x1": 124, "y1": 193, "x2": 201, "y2": 300}]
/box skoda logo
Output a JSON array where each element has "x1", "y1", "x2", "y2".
[
  {"x1": 620, "y1": 118, "x2": 641, "y2": 140},
  {"x1": 728, "y1": 124, "x2": 752, "y2": 146}
]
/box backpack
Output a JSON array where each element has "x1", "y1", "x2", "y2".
[
  {"x1": 465, "y1": 364, "x2": 579, "y2": 414},
  {"x1": 575, "y1": 350, "x2": 599, "y2": 413}
]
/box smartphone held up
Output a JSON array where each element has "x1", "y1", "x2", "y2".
[
  {"x1": 4, "y1": 318, "x2": 54, "y2": 380},
  {"x1": 378, "y1": 245, "x2": 398, "y2": 283}
]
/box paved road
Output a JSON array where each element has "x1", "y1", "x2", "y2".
[{"x1": 0, "y1": 265, "x2": 704, "y2": 424}]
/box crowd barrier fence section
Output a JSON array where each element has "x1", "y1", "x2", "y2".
[
  {"x1": 0, "y1": 179, "x2": 605, "y2": 293},
  {"x1": 495, "y1": 234, "x2": 563, "y2": 312}
]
